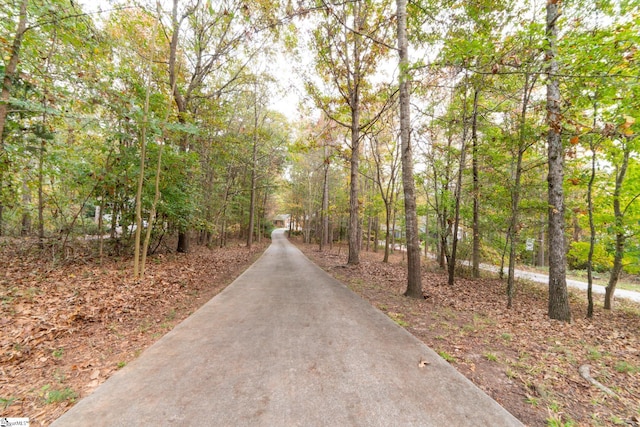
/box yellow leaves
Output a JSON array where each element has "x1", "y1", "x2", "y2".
[{"x1": 620, "y1": 116, "x2": 635, "y2": 136}]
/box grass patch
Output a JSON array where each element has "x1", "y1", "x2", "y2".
[
  {"x1": 389, "y1": 312, "x2": 409, "y2": 327},
  {"x1": 461, "y1": 323, "x2": 476, "y2": 334},
  {"x1": 40, "y1": 385, "x2": 77, "y2": 404},
  {"x1": 0, "y1": 396, "x2": 17, "y2": 409},
  {"x1": 614, "y1": 360, "x2": 638, "y2": 373},
  {"x1": 485, "y1": 352, "x2": 499, "y2": 362},
  {"x1": 525, "y1": 396, "x2": 539, "y2": 407},
  {"x1": 437, "y1": 350, "x2": 456, "y2": 363}
]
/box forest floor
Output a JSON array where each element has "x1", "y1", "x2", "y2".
[
  {"x1": 295, "y1": 240, "x2": 640, "y2": 427},
  {"x1": 2, "y1": 236, "x2": 639, "y2": 427},
  {"x1": 0, "y1": 237, "x2": 269, "y2": 426}
]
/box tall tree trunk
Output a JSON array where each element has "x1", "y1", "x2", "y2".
[
  {"x1": 546, "y1": 0, "x2": 571, "y2": 322},
  {"x1": 586, "y1": 141, "x2": 597, "y2": 317},
  {"x1": 348, "y1": 96, "x2": 361, "y2": 264},
  {"x1": 507, "y1": 152, "x2": 524, "y2": 308},
  {"x1": 21, "y1": 176, "x2": 31, "y2": 235},
  {"x1": 397, "y1": 0, "x2": 422, "y2": 297},
  {"x1": 169, "y1": 0, "x2": 190, "y2": 253},
  {"x1": 347, "y1": 4, "x2": 363, "y2": 265},
  {"x1": 141, "y1": 138, "x2": 164, "y2": 277},
  {"x1": 384, "y1": 203, "x2": 392, "y2": 263},
  {"x1": 604, "y1": 141, "x2": 630, "y2": 310},
  {"x1": 37, "y1": 29, "x2": 58, "y2": 248},
  {"x1": 133, "y1": 14, "x2": 159, "y2": 279},
  {"x1": 448, "y1": 76, "x2": 470, "y2": 287},
  {"x1": 320, "y1": 145, "x2": 330, "y2": 250},
  {"x1": 38, "y1": 136, "x2": 45, "y2": 245},
  {"x1": 373, "y1": 216, "x2": 379, "y2": 252},
  {"x1": 98, "y1": 198, "x2": 105, "y2": 263},
  {"x1": 471, "y1": 89, "x2": 480, "y2": 278},
  {"x1": 507, "y1": 72, "x2": 534, "y2": 308},
  {"x1": 424, "y1": 211, "x2": 429, "y2": 258},
  {"x1": 247, "y1": 83, "x2": 259, "y2": 249},
  {"x1": 0, "y1": 0, "x2": 28, "y2": 145}
]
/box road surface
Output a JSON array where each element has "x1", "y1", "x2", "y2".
[{"x1": 53, "y1": 230, "x2": 522, "y2": 426}]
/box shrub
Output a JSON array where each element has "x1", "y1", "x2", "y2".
[{"x1": 567, "y1": 241, "x2": 613, "y2": 273}]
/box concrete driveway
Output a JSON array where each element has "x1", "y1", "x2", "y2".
[{"x1": 52, "y1": 229, "x2": 522, "y2": 426}]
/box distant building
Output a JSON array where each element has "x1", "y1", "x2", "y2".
[{"x1": 273, "y1": 214, "x2": 291, "y2": 229}]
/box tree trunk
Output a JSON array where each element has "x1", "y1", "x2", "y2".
[
  {"x1": 21, "y1": 176, "x2": 31, "y2": 235},
  {"x1": 397, "y1": 0, "x2": 422, "y2": 297},
  {"x1": 471, "y1": 89, "x2": 480, "y2": 278},
  {"x1": 347, "y1": 5, "x2": 363, "y2": 266},
  {"x1": 348, "y1": 99, "x2": 361, "y2": 264},
  {"x1": 373, "y1": 216, "x2": 379, "y2": 252},
  {"x1": 320, "y1": 145, "x2": 330, "y2": 251},
  {"x1": 247, "y1": 89, "x2": 259, "y2": 249},
  {"x1": 366, "y1": 215, "x2": 372, "y2": 252},
  {"x1": 448, "y1": 76, "x2": 470, "y2": 287},
  {"x1": 507, "y1": 151, "x2": 523, "y2": 308},
  {"x1": 384, "y1": 203, "x2": 392, "y2": 263},
  {"x1": 170, "y1": 0, "x2": 190, "y2": 254},
  {"x1": 507, "y1": 72, "x2": 533, "y2": 308},
  {"x1": 546, "y1": 0, "x2": 571, "y2": 322},
  {"x1": 586, "y1": 141, "x2": 597, "y2": 317},
  {"x1": 38, "y1": 137, "x2": 45, "y2": 245},
  {"x1": 0, "y1": 0, "x2": 28, "y2": 146},
  {"x1": 604, "y1": 141, "x2": 630, "y2": 310},
  {"x1": 424, "y1": 211, "x2": 429, "y2": 258}
]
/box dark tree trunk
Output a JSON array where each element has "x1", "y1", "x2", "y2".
[
  {"x1": 546, "y1": 0, "x2": 571, "y2": 322},
  {"x1": 471, "y1": 89, "x2": 480, "y2": 278},
  {"x1": 348, "y1": 101, "x2": 361, "y2": 264},
  {"x1": 397, "y1": 0, "x2": 422, "y2": 297}
]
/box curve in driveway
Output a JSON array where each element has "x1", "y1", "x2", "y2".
[{"x1": 53, "y1": 229, "x2": 522, "y2": 426}]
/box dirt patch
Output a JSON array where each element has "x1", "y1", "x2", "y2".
[
  {"x1": 0, "y1": 239, "x2": 268, "y2": 426},
  {"x1": 297, "y1": 241, "x2": 640, "y2": 427}
]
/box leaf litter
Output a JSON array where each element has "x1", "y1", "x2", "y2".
[{"x1": 0, "y1": 238, "x2": 267, "y2": 426}]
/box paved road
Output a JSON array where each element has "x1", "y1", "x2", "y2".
[
  {"x1": 53, "y1": 230, "x2": 522, "y2": 426},
  {"x1": 478, "y1": 264, "x2": 640, "y2": 304}
]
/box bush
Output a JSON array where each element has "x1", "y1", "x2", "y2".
[{"x1": 567, "y1": 241, "x2": 613, "y2": 272}]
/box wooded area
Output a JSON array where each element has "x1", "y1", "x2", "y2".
[
  {"x1": 288, "y1": 0, "x2": 638, "y2": 320},
  {"x1": 0, "y1": 1, "x2": 638, "y2": 300},
  {"x1": 0, "y1": 0, "x2": 639, "y2": 310},
  {"x1": 1, "y1": 0, "x2": 639, "y2": 425}
]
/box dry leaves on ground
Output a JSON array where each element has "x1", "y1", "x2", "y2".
[{"x1": 0, "y1": 238, "x2": 267, "y2": 426}]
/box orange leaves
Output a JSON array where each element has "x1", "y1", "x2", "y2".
[{"x1": 620, "y1": 116, "x2": 636, "y2": 137}]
